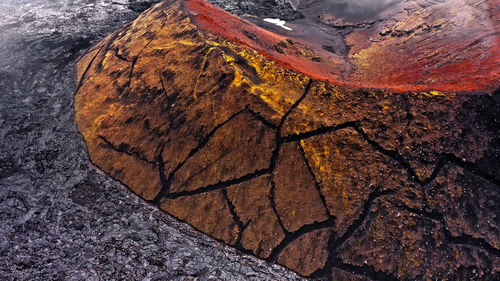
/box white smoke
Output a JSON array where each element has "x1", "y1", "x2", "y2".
[
  {"x1": 326, "y1": 0, "x2": 400, "y2": 9},
  {"x1": 292, "y1": 0, "x2": 402, "y2": 21},
  {"x1": 325, "y1": 0, "x2": 401, "y2": 14}
]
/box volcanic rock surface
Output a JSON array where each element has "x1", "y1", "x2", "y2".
[
  {"x1": 75, "y1": 0, "x2": 500, "y2": 279},
  {"x1": 0, "y1": 0, "x2": 306, "y2": 280}
]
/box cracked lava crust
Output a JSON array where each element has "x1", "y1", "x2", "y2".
[{"x1": 74, "y1": 0, "x2": 500, "y2": 279}]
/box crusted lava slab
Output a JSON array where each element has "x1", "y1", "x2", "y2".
[{"x1": 75, "y1": 0, "x2": 500, "y2": 279}]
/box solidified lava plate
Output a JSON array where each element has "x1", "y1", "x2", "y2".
[{"x1": 75, "y1": 0, "x2": 500, "y2": 279}]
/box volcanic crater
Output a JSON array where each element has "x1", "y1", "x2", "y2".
[{"x1": 75, "y1": 0, "x2": 500, "y2": 279}]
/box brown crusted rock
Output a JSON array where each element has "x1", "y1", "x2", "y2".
[
  {"x1": 425, "y1": 165, "x2": 500, "y2": 251},
  {"x1": 90, "y1": 137, "x2": 162, "y2": 201},
  {"x1": 75, "y1": 0, "x2": 310, "y2": 202},
  {"x1": 226, "y1": 175, "x2": 285, "y2": 258},
  {"x1": 277, "y1": 228, "x2": 331, "y2": 277},
  {"x1": 170, "y1": 111, "x2": 275, "y2": 193},
  {"x1": 273, "y1": 142, "x2": 329, "y2": 232},
  {"x1": 300, "y1": 128, "x2": 409, "y2": 236},
  {"x1": 281, "y1": 81, "x2": 409, "y2": 152},
  {"x1": 399, "y1": 94, "x2": 494, "y2": 182},
  {"x1": 160, "y1": 190, "x2": 239, "y2": 245},
  {"x1": 282, "y1": 82, "x2": 495, "y2": 184},
  {"x1": 337, "y1": 196, "x2": 500, "y2": 280}
]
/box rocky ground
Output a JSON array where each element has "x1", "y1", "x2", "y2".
[{"x1": 0, "y1": 0, "x2": 305, "y2": 280}]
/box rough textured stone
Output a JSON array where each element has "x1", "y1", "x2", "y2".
[
  {"x1": 226, "y1": 175, "x2": 285, "y2": 258},
  {"x1": 274, "y1": 142, "x2": 329, "y2": 232},
  {"x1": 300, "y1": 128, "x2": 409, "y2": 236},
  {"x1": 277, "y1": 228, "x2": 331, "y2": 276},
  {"x1": 337, "y1": 197, "x2": 500, "y2": 280},
  {"x1": 425, "y1": 165, "x2": 500, "y2": 251},
  {"x1": 160, "y1": 190, "x2": 239, "y2": 245},
  {"x1": 74, "y1": 0, "x2": 500, "y2": 279},
  {"x1": 171, "y1": 111, "x2": 276, "y2": 193}
]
